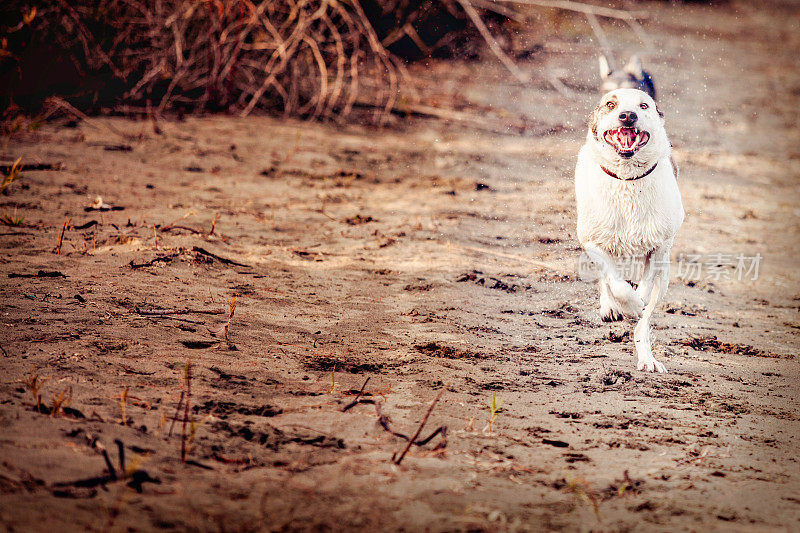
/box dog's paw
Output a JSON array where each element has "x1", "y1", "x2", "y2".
[
  {"x1": 599, "y1": 291, "x2": 624, "y2": 322},
  {"x1": 637, "y1": 356, "x2": 667, "y2": 373},
  {"x1": 608, "y1": 279, "x2": 644, "y2": 318},
  {"x1": 601, "y1": 307, "x2": 624, "y2": 322}
]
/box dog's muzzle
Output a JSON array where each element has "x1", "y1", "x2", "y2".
[{"x1": 603, "y1": 127, "x2": 650, "y2": 158}]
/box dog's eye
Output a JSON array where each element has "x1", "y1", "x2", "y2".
[
  {"x1": 605, "y1": 101, "x2": 616, "y2": 110},
  {"x1": 640, "y1": 103, "x2": 649, "y2": 110}
]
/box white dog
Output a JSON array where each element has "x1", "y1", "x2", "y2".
[{"x1": 575, "y1": 88, "x2": 684, "y2": 372}]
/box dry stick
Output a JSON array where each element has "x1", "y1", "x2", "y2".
[
  {"x1": 114, "y1": 439, "x2": 126, "y2": 476},
  {"x1": 129, "y1": 251, "x2": 181, "y2": 269},
  {"x1": 137, "y1": 307, "x2": 224, "y2": 316},
  {"x1": 393, "y1": 388, "x2": 445, "y2": 466},
  {"x1": 376, "y1": 401, "x2": 446, "y2": 445},
  {"x1": 466, "y1": 0, "x2": 573, "y2": 95},
  {"x1": 153, "y1": 224, "x2": 158, "y2": 249},
  {"x1": 545, "y1": 72, "x2": 574, "y2": 97},
  {"x1": 48, "y1": 97, "x2": 133, "y2": 141},
  {"x1": 320, "y1": 13, "x2": 346, "y2": 116},
  {"x1": 192, "y1": 246, "x2": 250, "y2": 268},
  {"x1": 457, "y1": 0, "x2": 529, "y2": 84},
  {"x1": 584, "y1": 11, "x2": 613, "y2": 61},
  {"x1": 625, "y1": 17, "x2": 654, "y2": 49},
  {"x1": 0, "y1": 162, "x2": 64, "y2": 174},
  {"x1": 490, "y1": 0, "x2": 648, "y2": 20},
  {"x1": 342, "y1": 377, "x2": 371, "y2": 412},
  {"x1": 167, "y1": 391, "x2": 185, "y2": 437},
  {"x1": 180, "y1": 362, "x2": 192, "y2": 462},
  {"x1": 161, "y1": 210, "x2": 197, "y2": 232},
  {"x1": 56, "y1": 218, "x2": 70, "y2": 255},
  {"x1": 99, "y1": 445, "x2": 117, "y2": 481},
  {"x1": 470, "y1": 0, "x2": 525, "y2": 22},
  {"x1": 161, "y1": 224, "x2": 202, "y2": 234},
  {"x1": 54, "y1": 0, "x2": 123, "y2": 78}
]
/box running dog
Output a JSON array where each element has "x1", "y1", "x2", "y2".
[
  {"x1": 599, "y1": 55, "x2": 656, "y2": 100},
  {"x1": 575, "y1": 88, "x2": 683, "y2": 372}
]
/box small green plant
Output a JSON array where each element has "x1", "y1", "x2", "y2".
[
  {"x1": 486, "y1": 392, "x2": 503, "y2": 433},
  {"x1": 0, "y1": 208, "x2": 24, "y2": 226},
  {"x1": 1, "y1": 158, "x2": 22, "y2": 194}
]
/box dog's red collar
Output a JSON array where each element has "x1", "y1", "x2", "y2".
[{"x1": 600, "y1": 162, "x2": 658, "y2": 181}]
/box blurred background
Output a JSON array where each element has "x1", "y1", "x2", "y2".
[
  {"x1": 2, "y1": 0, "x2": 797, "y2": 161},
  {"x1": 1, "y1": 2, "x2": 800, "y2": 531}
]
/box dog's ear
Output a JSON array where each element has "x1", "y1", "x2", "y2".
[
  {"x1": 625, "y1": 55, "x2": 645, "y2": 79},
  {"x1": 655, "y1": 104, "x2": 664, "y2": 118},
  {"x1": 598, "y1": 55, "x2": 611, "y2": 79}
]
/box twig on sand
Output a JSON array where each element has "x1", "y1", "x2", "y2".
[
  {"x1": 379, "y1": 402, "x2": 447, "y2": 447},
  {"x1": 167, "y1": 391, "x2": 185, "y2": 438},
  {"x1": 136, "y1": 307, "x2": 224, "y2": 316},
  {"x1": 97, "y1": 441, "x2": 117, "y2": 481},
  {"x1": 47, "y1": 97, "x2": 135, "y2": 141},
  {"x1": 0, "y1": 162, "x2": 64, "y2": 174},
  {"x1": 192, "y1": 246, "x2": 250, "y2": 268},
  {"x1": 393, "y1": 388, "x2": 445, "y2": 465},
  {"x1": 342, "y1": 377, "x2": 371, "y2": 411},
  {"x1": 180, "y1": 360, "x2": 193, "y2": 462},
  {"x1": 129, "y1": 251, "x2": 181, "y2": 269},
  {"x1": 114, "y1": 439, "x2": 126, "y2": 473},
  {"x1": 160, "y1": 224, "x2": 203, "y2": 234},
  {"x1": 8, "y1": 270, "x2": 66, "y2": 278}
]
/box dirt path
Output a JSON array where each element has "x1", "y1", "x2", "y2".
[{"x1": 1, "y1": 1, "x2": 799, "y2": 531}]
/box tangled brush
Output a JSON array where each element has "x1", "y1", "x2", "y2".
[
  {"x1": 23, "y1": 0, "x2": 409, "y2": 121},
  {"x1": 3, "y1": 0, "x2": 508, "y2": 123}
]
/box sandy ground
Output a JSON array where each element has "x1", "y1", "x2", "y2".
[{"x1": 2, "y1": 1, "x2": 800, "y2": 531}]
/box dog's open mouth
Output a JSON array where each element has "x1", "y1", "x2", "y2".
[{"x1": 603, "y1": 127, "x2": 650, "y2": 158}]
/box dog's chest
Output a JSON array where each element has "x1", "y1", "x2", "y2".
[{"x1": 578, "y1": 173, "x2": 681, "y2": 256}]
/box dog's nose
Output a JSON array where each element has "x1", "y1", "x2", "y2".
[{"x1": 618, "y1": 111, "x2": 638, "y2": 126}]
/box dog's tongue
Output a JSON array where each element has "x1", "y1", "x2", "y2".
[
  {"x1": 619, "y1": 128, "x2": 637, "y2": 149},
  {"x1": 604, "y1": 128, "x2": 649, "y2": 155}
]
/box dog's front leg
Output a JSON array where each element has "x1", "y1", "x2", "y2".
[
  {"x1": 636, "y1": 246, "x2": 670, "y2": 304},
  {"x1": 634, "y1": 248, "x2": 670, "y2": 372},
  {"x1": 583, "y1": 243, "x2": 644, "y2": 319}
]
